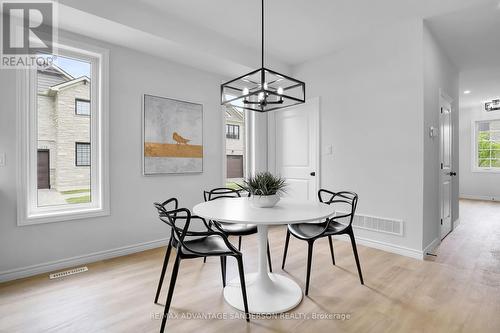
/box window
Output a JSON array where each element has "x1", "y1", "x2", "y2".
[
  {"x1": 17, "y1": 39, "x2": 109, "y2": 225},
  {"x1": 226, "y1": 124, "x2": 240, "y2": 139},
  {"x1": 75, "y1": 142, "x2": 91, "y2": 166},
  {"x1": 474, "y1": 120, "x2": 500, "y2": 171},
  {"x1": 75, "y1": 98, "x2": 90, "y2": 115}
]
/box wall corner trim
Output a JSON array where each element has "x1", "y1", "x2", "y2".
[{"x1": 423, "y1": 237, "x2": 440, "y2": 256}]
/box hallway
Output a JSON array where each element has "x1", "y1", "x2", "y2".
[{"x1": 433, "y1": 199, "x2": 500, "y2": 280}]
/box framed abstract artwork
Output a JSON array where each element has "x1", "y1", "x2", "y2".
[{"x1": 143, "y1": 94, "x2": 203, "y2": 174}]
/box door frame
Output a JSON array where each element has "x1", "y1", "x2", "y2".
[
  {"x1": 439, "y1": 89, "x2": 454, "y2": 239},
  {"x1": 37, "y1": 149, "x2": 50, "y2": 190},
  {"x1": 267, "y1": 96, "x2": 321, "y2": 198}
]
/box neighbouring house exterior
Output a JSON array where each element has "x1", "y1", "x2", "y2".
[
  {"x1": 225, "y1": 107, "x2": 245, "y2": 180},
  {"x1": 37, "y1": 64, "x2": 91, "y2": 192}
]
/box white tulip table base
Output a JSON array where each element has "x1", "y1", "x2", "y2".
[{"x1": 223, "y1": 272, "x2": 303, "y2": 314}]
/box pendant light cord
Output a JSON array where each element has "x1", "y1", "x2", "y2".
[
  {"x1": 261, "y1": 0, "x2": 264, "y2": 68},
  {"x1": 220, "y1": 0, "x2": 305, "y2": 112}
]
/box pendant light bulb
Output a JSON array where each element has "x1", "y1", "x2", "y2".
[
  {"x1": 258, "y1": 92, "x2": 265, "y2": 101},
  {"x1": 277, "y1": 87, "x2": 284, "y2": 95},
  {"x1": 263, "y1": 82, "x2": 268, "y2": 90},
  {"x1": 242, "y1": 87, "x2": 249, "y2": 95}
]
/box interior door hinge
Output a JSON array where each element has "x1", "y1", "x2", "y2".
[
  {"x1": 441, "y1": 163, "x2": 443, "y2": 169},
  {"x1": 440, "y1": 218, "x2": 443, "y2": 225},
  {"x1": 440, "y1": 107, "x2": 443, "y2": 114}
]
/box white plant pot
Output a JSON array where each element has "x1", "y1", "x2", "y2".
[{"x1": 250, "y1": 194, "x2": 280, "y2": 208}]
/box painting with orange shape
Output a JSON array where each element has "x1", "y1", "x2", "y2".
[{"x1": 143, "y1": 95, "x2": 203, "y2": 174}]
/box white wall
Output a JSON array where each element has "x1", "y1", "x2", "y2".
[
  {"x1": 459, "y1": 104, "x2": 500, "y2": 200},
  {"x1": 0, "y1": 31, "x2": 228, "y2": 279},
  {"x1": 422, "y1": 24, "x2": 459, "y2": 249},
  {"x1": 292, "y1": 19, "x2": 425, "y2": 253},
  {"x1": 251, "y1": 113, "x2": 269, "y2": 173}
]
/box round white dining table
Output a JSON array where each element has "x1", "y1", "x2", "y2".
[{"x1": 193, "y1": 197, "x2": 335, "y2": 314}]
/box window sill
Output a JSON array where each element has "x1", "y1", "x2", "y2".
[{"x1": 18, "y1": 206, "x2": 110, "y2": 226}]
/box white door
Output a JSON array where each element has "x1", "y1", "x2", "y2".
[
  {"x1": 439, "y1": 96, "x2": 454, "y2": 239},
  {"x1": 269, "y1": 98, "x2": 319, "y2": 201}
]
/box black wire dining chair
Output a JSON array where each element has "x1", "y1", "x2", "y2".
[
  {"x1": 281, "y1": 190, "x2": 364, "y2": 295},
  {"x1": 152, "y1": 198, "x2": 179, "y2": 305},
  {"x1": 203, "y1": 187, "x2": 273, "y2": 282},
  {"x1": 153, "y1": 198, "x2": 249, "y2": 332}
]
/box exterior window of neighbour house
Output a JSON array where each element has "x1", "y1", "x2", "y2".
[
  {"x1": 475, "y1": 120, "x2": 500, "y2": 170},
  {"x1": 75, "y1": 98, "x2": 90, "y2": 116},
  {"x1": 17, "y1": 43, "x2": 109, "y2": 225},
  {"x1": 226, "y1": 124, "x2": 240, "y2": 139},
  {"x1": 75, "y1": 142, "x2": 91, "y2": 166},
  {"x1": 224, "y1": 107, "x2": 247, "y2": 187}
]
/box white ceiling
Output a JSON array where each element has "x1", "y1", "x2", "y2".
[
  {"x1": 460, "y1": 69, "x2": 500, "y2": 108},
  {"x1": 426, "y1": 1, "x2": 500, "y2": 109},
  {"x1": 56, "y1": 0, "x2": 497, "y2": 77},
  {"x1": 426, "y1": 1, "x2": 500, "y2": 71},
  {"x1": 136, "y1": 0, "x2": 493, "y2": 65}
]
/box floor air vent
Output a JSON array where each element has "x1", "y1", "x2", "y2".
[{"x1": 49, "y1": 266, "x2": 88, "y2": 279}]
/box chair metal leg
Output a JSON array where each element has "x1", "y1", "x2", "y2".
[
  {"x1": 348, "y1": 230, "x2": 364, "y2": 285},
  {"x1": 154, "y1": 240, "x2": 172, "y2": 304},
  {"x1": 236, "y1": 256, "x2": 250, "y2": 322},
  {"x1": 282, "y1": 229, "x2": 290, "y2": 269},
  {"x1": 305, "y1": 241, "x2": 314, "y2": 296},
  {"x1": 220, "y1": 256, "x2": 227, "y2": 287},
  {"x1": 328, "y1": 236, "x2": 336, "y2": 265},
  {"x1": 267, "y1": 239, "x2": 273, "y2": 272},
  {"x1": 238, "y1": 236, "x2": 242, "y2": 251},
  {"x1": 203, "y1": 257, "x2": 206, "y2": 263},
  {"x1": 160, "y1": 253, "x2": 181, "y2": 333}
]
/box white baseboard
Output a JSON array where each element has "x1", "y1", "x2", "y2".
[
  {"x1": 0, "y1": 238, "x2": 169, "y2": 283},
  {"x1": 460, "y1": 194, "x2": 500, "y2": 202},
  {"x1": 1, "y1": 232, "x2": 439, "y2": 282},
  {"x1": 423, "y1": 237, "x2": 440, "y2": 256},
  {"x1": 333, "y1": 234, "x2": 424, "y2": 260}
]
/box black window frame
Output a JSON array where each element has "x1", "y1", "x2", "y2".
[
  {"x1": 75, "y1": 98, "x2": 91, "y2": 116},
  {"x1": 75, "y1": 142, "x2": 91, "y2": 166},
  {"x1": 226, "y1": 124, "x2": 240, "y2": 140}
]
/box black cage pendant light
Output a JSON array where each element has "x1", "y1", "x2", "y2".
[{"x1": 221, "y1": 0, "x2": 305, "y2": 112}]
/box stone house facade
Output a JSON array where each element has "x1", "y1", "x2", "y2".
[
  {"x1": 37, "y1": 65, "x2": 91, "y2": 192},
  {"x1": 225, "y1": 107, "x2": 245, "y2": 179}
]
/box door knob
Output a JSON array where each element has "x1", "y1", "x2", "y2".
[
  {"x1": 310, "y1": 172, "x2": 316, "y2": 176},
  {"x1": 450, "y1": 172, "x2": 457, "y2": 176}
]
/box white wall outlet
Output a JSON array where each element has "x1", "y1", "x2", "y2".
[{"x1": 0, "y1": 153, "x2": 5, "y2": 167}]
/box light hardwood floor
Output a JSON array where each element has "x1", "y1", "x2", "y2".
[{"x1": 1, "y1": 199, "x2": 499, "y2": 333}]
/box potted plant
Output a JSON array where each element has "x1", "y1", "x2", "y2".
[{"x1": 239, "y1": 172, "x2": 287, "y2": 208}]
